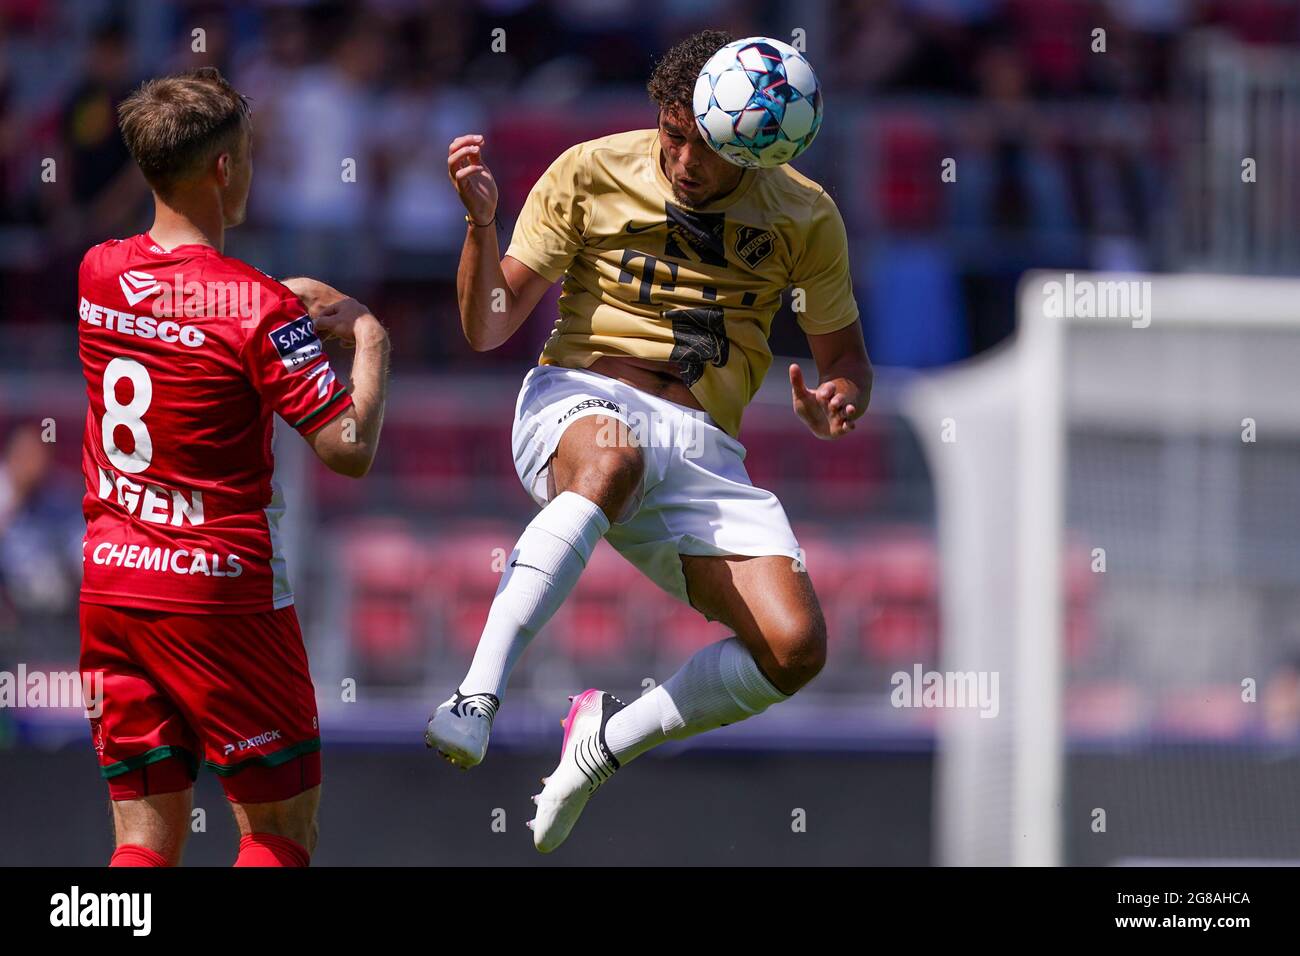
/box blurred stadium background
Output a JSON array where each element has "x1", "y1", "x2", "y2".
[{"x1": 2, "y1": 0, "x2": 1300, "y2": 865}]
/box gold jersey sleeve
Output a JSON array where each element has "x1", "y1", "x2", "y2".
[
  {"x1": 503, "y1": 142, "x2": 590, "y2": 284},
  {"x1": 505, "y1": 129, "x2": 859, "y2": 437},
  {"x1": 791, "y1": 190, "x2": 859, "y2": 336}
]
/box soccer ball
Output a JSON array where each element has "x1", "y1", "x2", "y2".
[{"x1": 692, "y1": 36, "x2": 823, "y2": 169}]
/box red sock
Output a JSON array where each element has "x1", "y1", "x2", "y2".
[
  {"x1": 234, "y1": 832, "x2": 310, "y2": 867},
  {"x1": 110, "y1": 844, "x2": 169, "y2": 867}
]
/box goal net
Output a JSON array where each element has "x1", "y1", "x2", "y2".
[{"x1": 905, "y1": 271, "x2": 1300, "y2": 866}]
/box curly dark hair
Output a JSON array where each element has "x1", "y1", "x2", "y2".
[{"x1": 647, "y1": 29, "x2": 734, "y2": 115}]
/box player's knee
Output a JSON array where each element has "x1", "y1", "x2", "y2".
[
  {"x1": 763, "y1": 612, "x2": 827, "y2": 692},
  {"x1": 113, "y1": 818, "x2": 187, "y2": 865},
  {"x1": 115, "y1": 831, "x2": 185, "y2": 867},
  {"x1": 242, "y1": 816, "x2": 316, "y2": 858},
  {"x1": 305, "y1": 814, "x2": 320, "y2": 855},
  {"x1": 265, "y1": 807, "x2": 317, "y2": 852},
  {"x1": 233, "y1": 786, "x2": 320, "y2": 855},
  {"x1": 575, "y1": 444, "x2": 644, "y2": 519},
  {"x1": 111, "y1": 789, "x2": 192, "y2": 866}
]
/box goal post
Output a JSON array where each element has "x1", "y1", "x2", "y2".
[
  {"x1": 905, "y1": 270, "x2": 1300, "y2": 866},
  {"x1": 1012, "y1": 271, "x2": 1065, "y2": 868}
]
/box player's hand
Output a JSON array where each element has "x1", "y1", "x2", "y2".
[
  {"x1": 313, "y1": 297, "x2": 386, "y2": 349},
  {"x1": 283, "y1": 276, "x2": 349, "y2": 317},
  {"x1": 789, "y1": 363, "x2": 862, "y2": 440},
  {"x1": 447, "y1": 133, "x2": 498, "y2": 225}
]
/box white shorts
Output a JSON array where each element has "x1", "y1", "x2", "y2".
[{"x1": 511, "y1": 365, "x2": 801, "y2": 605}]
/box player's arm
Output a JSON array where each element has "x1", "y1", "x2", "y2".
[
  {"x1": 282, "y1": 276, "x2": 349, "y2": 315},
  {"x1": 302, "y1": 298, "x2": 390, "y2": 478},
  {"x1": 248, "y1": 282, "x2": 390, "y2": 479},
  {"x1": 788, "y1": 190, "x2": 869, "y2": 440},
  {"x1": 460, "y1": 228, "x2": 552, "y2": 352},
  {"x1": 789, "y1": 321, "x2": 872, "y2": 440},
  {"x1": 447, "y1": 134, "x2": 576, "y2": 351},
  {"x1": 282, "y1": 276, "x2": 391, "y2": 476}
]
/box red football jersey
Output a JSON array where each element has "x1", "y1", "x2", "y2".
[{"x1": 78, "y1": 233, "x2": 352, "y2": 614}]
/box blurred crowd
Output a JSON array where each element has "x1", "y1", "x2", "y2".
[
  {"x1": 1, "y1": 0, "x2": 1300, "y2": 736},
  {"x1": 1, "y1": 0, "x2": 1298, "y2": 369}
]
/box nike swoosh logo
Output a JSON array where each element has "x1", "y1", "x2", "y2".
[{"x1": 623, "y1": 221, "x2": 660, "y2": 234}]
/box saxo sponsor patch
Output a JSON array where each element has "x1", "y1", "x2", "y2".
[{"x1": 268, "y1": 315, "x2": 322, "y2": 371}]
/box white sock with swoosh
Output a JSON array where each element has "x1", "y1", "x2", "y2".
[
  {"x1": 604, "y1": 637, "x2": 789, "y2": 763},
  {"x1": 460, "y1": 491, "x2": 608, "y2": 699}
]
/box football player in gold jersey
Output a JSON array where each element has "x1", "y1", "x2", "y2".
[{"x1": 426, "y1": 30, "x2": 872, "y2": 852}]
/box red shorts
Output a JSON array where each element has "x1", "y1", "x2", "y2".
[{"x1": 79, "y1": 602, "x2": 321, "y2": 804}]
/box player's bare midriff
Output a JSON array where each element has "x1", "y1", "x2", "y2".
[{"x1": 587, "y1": 355, "x2": 706, "y2": 411}]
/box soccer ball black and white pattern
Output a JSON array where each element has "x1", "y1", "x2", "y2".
[{"x1": 692, "y1": 36, "x2": 823, "y2": 169}]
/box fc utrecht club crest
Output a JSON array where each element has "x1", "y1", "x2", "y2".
[
  {"x1": 119, "y1": 270, "x2": 162, "y2": 306},
  {"x1": 734, "y1": 225, "x2": 775, "y2": 269}
]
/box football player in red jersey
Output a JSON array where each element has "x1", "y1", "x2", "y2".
[{"x1": 77, "y1": 67, "x2": 389, "y2": 867}]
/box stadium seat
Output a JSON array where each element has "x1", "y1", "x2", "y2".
[{"x1": 334, "y1": 518, "x2": 437, "y2": 682}]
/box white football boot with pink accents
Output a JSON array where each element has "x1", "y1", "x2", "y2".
[{"x1": 527, "y1": 689, "x2": 625, "y2": 853}]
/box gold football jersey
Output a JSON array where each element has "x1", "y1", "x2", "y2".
[{"x1": 505, "y1": 128, "x2": 858, "y2": 437}]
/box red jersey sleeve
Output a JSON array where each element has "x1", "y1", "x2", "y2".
[{"x1": 242, "y1": 294, "x2": 353, "y2": 435}]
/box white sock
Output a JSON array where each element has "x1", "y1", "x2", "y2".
[
  {"x1": 604, "y1": 637, "x2": 790, "y2": 764},
  {"x1": 459, "y1": 491, "x2": 609, "y2": 700}
]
